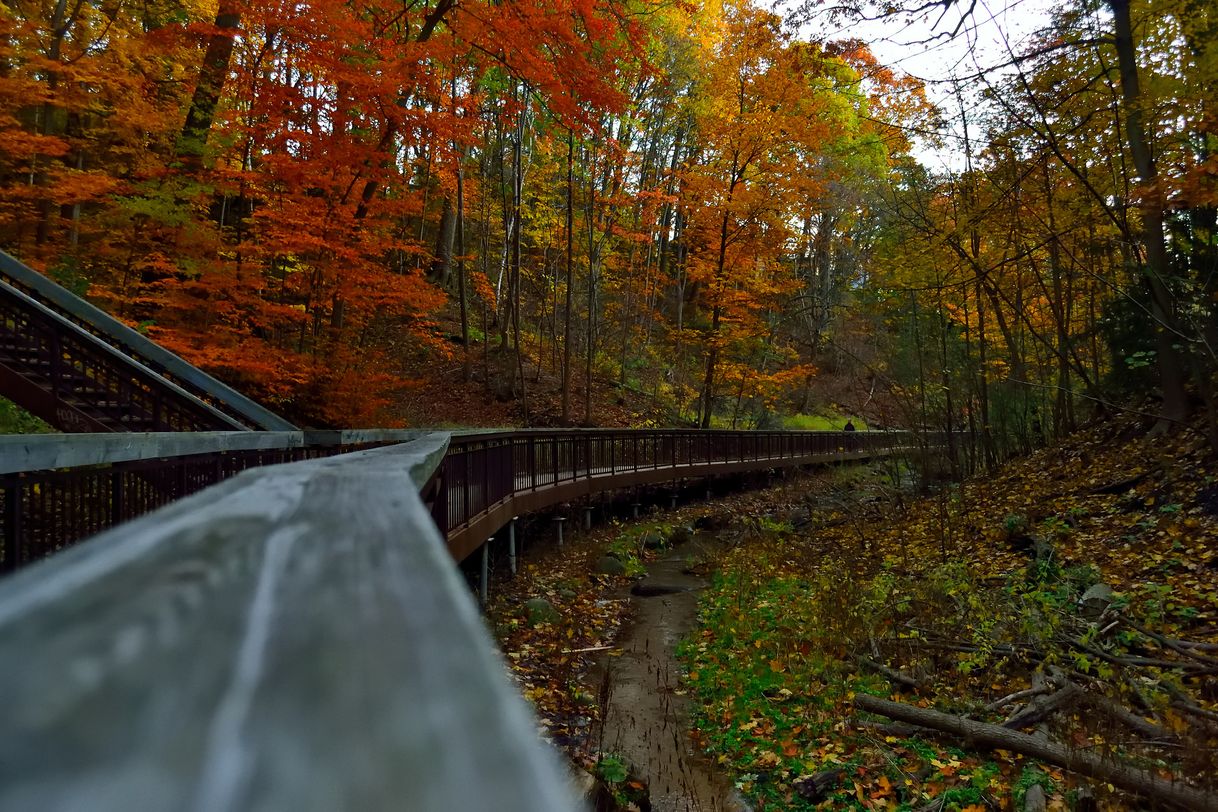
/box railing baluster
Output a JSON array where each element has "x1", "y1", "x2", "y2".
[{"x1": 0, "y1": 429, "x2": 932, "y2": 573}]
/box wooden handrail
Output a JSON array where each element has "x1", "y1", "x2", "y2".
[{"x1": 0, "y1": 434, "x2": 580, "y2": 812}]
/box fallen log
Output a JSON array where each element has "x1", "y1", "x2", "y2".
[
  {"x1": 856, "y1": 656, "x2": 921, "y2": 690},
  {"x1": 854, "y1": 695, "x2": 1218, "y2": 812},
  {"x1": 986, "y1": 684, "x2": 1051, "y2": 712},
  {"x1": 1081, "y1": 692, "x2": 1177, "y2": 741},
  {"x1": 1002, "y1": 682, "x2": 1081, "y2": 731}
]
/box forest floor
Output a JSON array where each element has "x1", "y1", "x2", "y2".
[{"x1": 486, "y1": 412, "x2": 1218, "y2": 811}]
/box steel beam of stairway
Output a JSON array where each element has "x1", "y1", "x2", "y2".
[{"x1": 0, "y1": 251, "x2": 295, "y2": 432}]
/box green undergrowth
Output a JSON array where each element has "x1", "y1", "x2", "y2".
[
  {"x1": 679, "y1": 521, "x2": 1215, "y2": 810},
  {"x1": 0, "y1": 397, "x2": 54, "y2": 434},
  {"x1": 680, "y1": 547, "x2": 1011, "y2": 810},
  {"x1": 603, "y1": 519, "x2": 685, "y2": 576}
]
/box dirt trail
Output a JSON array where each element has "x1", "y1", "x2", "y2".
[{"x1": 597, "y1": 537, "x2": 747, "y2": 812}]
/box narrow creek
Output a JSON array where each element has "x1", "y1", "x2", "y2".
[{"x1": 593, "y1": 534, "x2": 748, "y2": 812}]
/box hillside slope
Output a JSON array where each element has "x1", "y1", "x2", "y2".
[{"x1": 684, "y1": 413, "x2": 1218, "y2": 810}]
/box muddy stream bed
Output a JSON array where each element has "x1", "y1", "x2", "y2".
[{"x1": 588, "y1": 535, "x2": 748, "y2": 812}]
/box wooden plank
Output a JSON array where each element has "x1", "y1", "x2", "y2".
[
  {"x1": 0, "y1": 433, "x2": 579, "y2": 812},
  {"x1": 0, "y1": 431, "x2": 307, "y2": 474},
  {"x1": 304, "y1": 429, "x2": 429, "y2": 446}
]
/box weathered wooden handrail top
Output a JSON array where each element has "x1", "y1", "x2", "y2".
[
  {"x1": 0, "y1": 433, "x2": 578, "y2": 812},
  {"x1": 0, "y1": 429, "x2": 427, "y2": 475}
]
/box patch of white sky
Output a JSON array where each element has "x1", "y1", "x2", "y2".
[{"x1": 769, "y1": 0, "x2": 1059, "y2": 171}]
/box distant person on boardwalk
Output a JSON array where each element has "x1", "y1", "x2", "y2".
[{"x1": 843, "y1": 419, "x2": 858, "y2": 450}]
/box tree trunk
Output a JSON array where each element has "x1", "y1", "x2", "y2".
[
  {"x1": 1109, "y1": 0, "x2": 1191, "y2": 426},
  {"x1": 429, "y1": 196, "x2": 457, "y2": 285},
  {"x1": 854, "y1": 694, "x2": 1218, "y2": 812},
  {"x1": 177, "y1": 3, "x2": 242, "y2": 171},
  {"x1": 457, "y1": 151, "x2": 470, "y2": 381},
  {"x1": 510, "y1": 94, "x2": 528, "y2": 423},
  {"x1": 699, "y1": 167, "x2": 738, "y2": 429},
  {"x1": 562, "y1": 129, "x2": 575, "y2": 424}
]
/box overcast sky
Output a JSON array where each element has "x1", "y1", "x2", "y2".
[{"x1": 775, "y1": 0, "x2": 1057, "y2": 169}]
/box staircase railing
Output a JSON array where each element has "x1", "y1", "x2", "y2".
[{"x1": 0, "y1": 250, "x2": 295, "y2": 431}]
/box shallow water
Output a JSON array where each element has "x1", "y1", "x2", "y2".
[{"x1": 595, "y1": 537, "x2": 747, "y2": 812}]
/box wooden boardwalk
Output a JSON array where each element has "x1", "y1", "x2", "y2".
[{"x1": 0, "y1": 430, "x2": 932, "y2": 811}]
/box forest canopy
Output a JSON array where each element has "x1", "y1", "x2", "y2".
[{"x1": 0, "y1": 0, "x2": 1213, "y2": 453}]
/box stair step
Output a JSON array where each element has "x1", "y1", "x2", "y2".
[{"x1": 0, "y1": 358, "x2": 52, "y2": 370}]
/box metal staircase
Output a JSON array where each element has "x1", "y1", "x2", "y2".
[{"x1": 0, "y1": 251, "x2": 295, "y2": 432}]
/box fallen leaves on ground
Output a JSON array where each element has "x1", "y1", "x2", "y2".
[{"x1": 683, "y1": 414, "x2": 1218, "y2": 810}]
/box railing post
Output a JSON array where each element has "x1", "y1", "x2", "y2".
[
  {"x1": 509, "y1": 436, "x2": 517, "y2": 497},
  {"x1": 480, "y1": 538, "x2": 491, "y2": 606},
  {"x1": 2, "y1": 482, "x2": 21, "y2": 573},
  {"x1": 110, "y1": 470, "x2": 124, "y2": 527},
  {"x1": 482, "y1": 441, "x2": 490, "y2": 516},
  {"x1": 509, "y1": 517, "x2": 518, "y2": 575},
  {"x1": 528, "y1": 438, "x2": 536, "y2": 491},
  {"x1": 48, "y1": 330, "x2": 62, "y2": 401},
  {"x1": 428, "y1": 466, "x2": 449, "y2": 538}
]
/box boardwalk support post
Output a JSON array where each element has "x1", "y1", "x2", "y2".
[
  {"x1": 508, "y1": 517, "x2": 518, "y2": 576},
  {"x1": 583, "y1": 505, "x2": 593, "y2": 530},
  {"x1": 554, "y1": 516, "x2": 566, "y2": 547},
  {"x1": 481, "y1": 538, "x2": 491, "y2": 606}
]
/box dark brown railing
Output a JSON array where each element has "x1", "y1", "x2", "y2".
[
  {"x1": 429, "y1": 429, "x2": 916, "y2": 561},
  {"x1": 1, "y1": 428, "x2": 927, "y2": 573},
  {"x1": 0, "y1": 431, "x2": 421, "y2": 573}
]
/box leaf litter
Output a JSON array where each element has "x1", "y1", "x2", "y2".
[{"x1": 486, "y1": 414, "x2": 1218, "y2": 810}]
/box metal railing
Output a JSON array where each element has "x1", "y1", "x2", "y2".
[
  {"x1": 1, "y1": 428, "x2": 933, "y2": 572},
  {"x1": 429, "y1": 429, "x2": 919, "y2": 560},
  {"x1": 0, "y1": 280, "x2": 248, "y2": 432},
  {"x1": 0, "y1": 250, "x2": 296, "y2": 431},
  {"x1": 0, "y1": 430, "x2": 422, "y2": 572}
]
